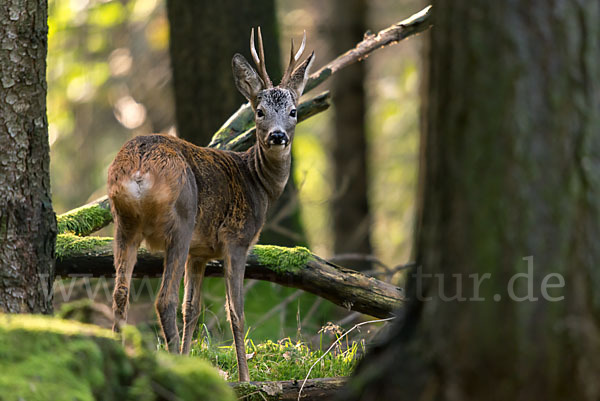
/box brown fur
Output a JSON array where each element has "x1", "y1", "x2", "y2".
[{"x1": 108, "y1": 35, "x2": 314, "y2": 382}]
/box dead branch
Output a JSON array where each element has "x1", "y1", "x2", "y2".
[{"x1": 305, "y1": 6, "x2": 432, "y2": 92}]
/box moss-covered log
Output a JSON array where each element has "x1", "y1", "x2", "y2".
[
  {"x1": 55, "y1": 235, "x2": 403, "y2": 318},
  {"x1": 231, "y1": 377, "x2": 346, "y2": 400},
  {"x1": 57, "y1": 196, "x2": 112, "y2": 236}
]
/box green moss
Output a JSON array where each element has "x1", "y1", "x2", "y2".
[
  {"x1": 0, "y1": 314, "x2": 235, "y2": 401},
  {"x1": 150, "y1": 354, "x2": 235, "y2": 401},
  {"x1": 56, "y1": 233, "x2": 113, "y2": 259},
  {"x1": 0, "y1": 314, "x2": 115, "y2": 339},
  {"x1": 57, "y1": 202, "x2": 112, "y2": 236},
  {"x1": 252, "y1": 245, "x2": 314, "y2": 273},
  {"x1": 0, "y1": 314, "x2": 127, "y2": 401},
  {"x1": 57, "y1": 298, "x2": 96, "y2": 323}
]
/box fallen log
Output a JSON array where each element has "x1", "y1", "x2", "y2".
[
  {"x1": 231, "y1": 377, "x2": 346, "y2": 401},
  {"x1": 55, "y1": 234, "x2": 403, "y2": 319}
]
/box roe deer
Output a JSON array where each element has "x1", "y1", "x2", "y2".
[{"x1": 107, "y1": 27, "x2": 314, "y2": 381}]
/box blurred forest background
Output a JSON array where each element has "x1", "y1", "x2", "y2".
[{"x1": 48, "y1": 0, "x2": 421, "y2": 343}]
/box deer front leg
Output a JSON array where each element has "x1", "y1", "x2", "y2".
[
  {"x1": 181, "y1": 256, "x2": 207, "y2": 355},
  {"x1": 112, "y1": 223, "x2": 141, "y2": 332},
  {"x1": 224, "y1": 245, "x2": 250, "y2": 382}
]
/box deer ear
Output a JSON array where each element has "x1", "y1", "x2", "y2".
[
  {"x1": 232, "y1": 53, "x2": 265, "y2": 106},
  {"x1": 284, "y1": 51, "x2": 315, "y2": 100}
]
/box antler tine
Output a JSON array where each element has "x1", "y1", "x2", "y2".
[
  {"x1": 281, "y1": 30, "x2": 306, "y2": 86},
  {"x1": 294, "y1": 30, "x2": 306, "y2": 62},
  {"x1": 250, "y1": 28, "x2": 260, "y2": 67},
  {"x1": 251, "y1": 27, "x2": 272, "y2": 87}
]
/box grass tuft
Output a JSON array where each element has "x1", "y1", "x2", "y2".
[{"x1": 189, "y1": 331, "x2": 362, "y2": 382}]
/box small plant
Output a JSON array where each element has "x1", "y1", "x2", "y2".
[{"x1": 189, "y1": 327, "x2": 363, "y2": 382}]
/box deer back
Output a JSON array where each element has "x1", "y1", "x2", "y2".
[{"x1": 108, "y1": 134, "x2": 268, "y2": 255}]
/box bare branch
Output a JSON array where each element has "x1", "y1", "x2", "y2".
[{"x1": 305, "y1": 5, "x2": 432, "y2": 92}]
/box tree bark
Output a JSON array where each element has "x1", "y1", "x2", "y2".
[
  {"x1": 0, "y1": 0, "x2": 56, "y2": 313},
  {"x1": 55, "y1": 237, "x2": 403, "y2": 319},
  {"x1": 343, "y1": 2, "x2": 600, "y2": 400},
  {"x1": 328, "y1": 0, "x2": 372, "y2": 270}
]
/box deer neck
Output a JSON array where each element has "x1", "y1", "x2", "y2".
[{"x1": 248, "y1": 141, "x2": 291, "y2": 201}]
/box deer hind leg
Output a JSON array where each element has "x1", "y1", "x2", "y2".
[
  {"x1": 155, "y1": 173, "x2": 197, "y2": 353},
  {"x1": 224, "y1": 244, "x2": 250, "y2": 382},
  {"x1": 180, "y1": 257, "x2": 207, "y2": 355},
  {"x1": 112, "y1": 218, "x2": 142, "y2": 332}
]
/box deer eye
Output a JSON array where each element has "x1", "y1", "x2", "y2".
[
  {"x1": 257, "y1": 109, "x2": 265, "y2": 118},
  {"x1": 289, "y1": 109, "x2": 297, "y2": 118}
]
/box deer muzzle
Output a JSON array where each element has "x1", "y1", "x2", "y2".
[{"x1": 267, "y1": 131, "x2": 289, "y2": 147}]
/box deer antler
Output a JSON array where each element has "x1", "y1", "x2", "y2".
[
  {"x1": 280, "y1": 30, "x2": 306, "y2": 87},
  {"x1": 250, "y1": 27, "x2": 273, "y2": 88}
]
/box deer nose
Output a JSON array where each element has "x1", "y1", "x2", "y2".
[{"x1": 267, "y1": 131, "x2": 289, "y2": 146}]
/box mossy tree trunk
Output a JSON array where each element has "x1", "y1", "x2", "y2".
[
  {"x1": 0, "y1": 0, "x2": 56, "y2": 313},
  {"x1": 343, "y1": 1, "x2": 600, "y2": 400}
]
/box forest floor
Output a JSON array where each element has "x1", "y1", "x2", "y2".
[{"x1": 185, "y1": 332, "x2": 362, "y2": 382}]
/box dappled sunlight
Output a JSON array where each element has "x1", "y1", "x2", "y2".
[
  {"x1": 47, "y1": 0, "x2": 173, "y2": 212},
  {"x1": 113, "y1": 95, "x2": 147, "y2": 129}
]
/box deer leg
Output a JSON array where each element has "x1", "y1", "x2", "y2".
[
  {"x1": 156, "y1": 176, "x2": 197, "y2": 353},
  {"x1": 224, "y1": 245, "x2": 250, "y2": 382},
  {"x1": 180, "y1": 256, "x2": 207, "y2": 355},
  {"x1": 156, "y1": 229, "x2": 192, "y2": 353},
  {"x1": 112, "y1": 221, "x2": 141, "y2": 332}
]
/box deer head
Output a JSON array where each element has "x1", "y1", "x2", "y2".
[{"x1": 232, "y1": 27, "x2": 314, "y2": 156}]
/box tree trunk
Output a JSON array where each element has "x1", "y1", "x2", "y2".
[
  {"x1": 166, "y1": 0, "x2": 281, "y2": 146},
  {"x1": 0, "y1": 0, "x2": 56, "y2": 313},
  {"x1": 329, "y1": 0, "x2": 372, "y2": 270},
  {"x1": 343, "y1": 1, "x2": 600, "y2": 400}
]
